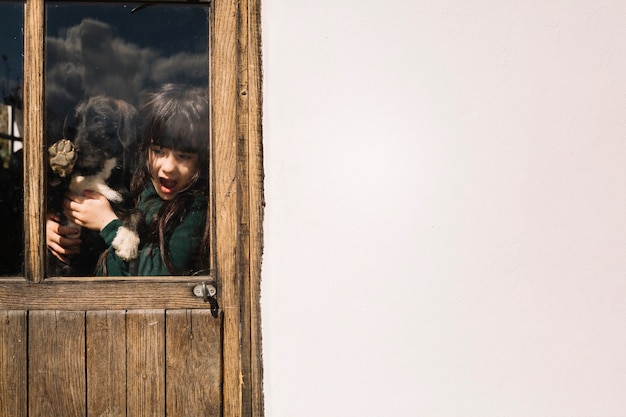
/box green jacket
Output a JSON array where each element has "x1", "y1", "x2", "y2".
[{"x1": 99, "y1": 183, "x2": 207, "y2": 276}]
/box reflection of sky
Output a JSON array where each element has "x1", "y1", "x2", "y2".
[
  {"x1": 45, "y1": 3, "x2": 209, "y2": 140},
  {"x1": 0, "y1": 2, "x2": 24, "y2": 103}
]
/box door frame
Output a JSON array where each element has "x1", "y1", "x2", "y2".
[{"x1": 8, "y1": 0, "x2": 264, "y2": 415}]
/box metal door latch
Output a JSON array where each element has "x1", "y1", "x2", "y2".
[{"x1": 193, "y1": 283, "x2": 219, "y2": 318}]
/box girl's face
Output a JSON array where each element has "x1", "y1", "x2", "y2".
[{"x1": 148, "y1": 145, "x2": 199, "y2": 200}]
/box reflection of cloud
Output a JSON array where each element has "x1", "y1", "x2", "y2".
[
  {"x1": 77, "y1": 19, "x2": 153, "y2": 101},
  {"x1": 46, "y1": 18, "x2": 207, "y2": 139},
  {"x1": 151, "y1": 52, "x2": 208, "y2": 84}
]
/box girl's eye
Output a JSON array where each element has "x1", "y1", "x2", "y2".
[
  {"x1": 178, "y1": 153, "x2": 193, "y2": 160},
  {"x1": 151, "y1": 146, "x2": 163, "y2": 155}
]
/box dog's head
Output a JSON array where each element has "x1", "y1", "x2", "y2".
[{"x1": 65, "y1": 95, "x2": 138, "y2": 175}]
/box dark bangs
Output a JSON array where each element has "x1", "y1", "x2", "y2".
[{"x1": 147, "y1": 106, "x2": 207, "y2": 154}]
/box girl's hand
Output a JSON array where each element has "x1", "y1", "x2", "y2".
[
  {"x1": 64, "y1": 190, "x2": 119, "y2": 232},
  {"x1": 46, "y1": 213, "x2": 81, "y2": 264}
]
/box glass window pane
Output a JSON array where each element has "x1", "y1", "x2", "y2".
[
  {"x1": 0, "y1": 2, "x2": 24, "y2": 277},
  {"x1": 45, "y1": 2, "x2": 209, "y2": 277}
]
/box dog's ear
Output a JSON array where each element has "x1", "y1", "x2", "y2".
[
  {"x1": 115, "y1": 99, "x2": 139, "y2": 149},
  {"x1": 63, "y1": 101, "x2": 85, "y2": 141}
]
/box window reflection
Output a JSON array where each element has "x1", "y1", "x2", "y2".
[
  {"x1": 46, "y1": 2, "x2": 209, "y2": 142},
  {"x1": 45, "y1": 3, "x2": 209, "y2": 277},
  {"x1": 0, "y1": 2, "x2": 24, "y2": 276}
]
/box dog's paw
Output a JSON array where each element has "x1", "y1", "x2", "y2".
[
  {"x1": 48, "y1": 139, "x2": 77, "y2": 178},
  {"x1": 112, "y1": 226, "x2": 140, "y2": 261}
]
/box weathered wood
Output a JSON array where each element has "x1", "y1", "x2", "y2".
[
  {"x1": 0, "y1": 281, "x2": 219, "y2": 310},
  {"x1": 211, "y1": 0, "x2": 244, "y2": 416},
  {"x1": 245, "y1": 0, "x2": 266, "y2": 414},
  {"x1": 86, "y1": 311, "x2": 127, "y2": 416},
  {"x1": 166, "y1": 309, "x2": 223, "y2": 416},
  {"x1": 237, "y1": 0, "x2": 253, "y2": 416},
  {"x1": 29, "y1": 311, "x2": 86, "y2": 417},
  {"x1": 237, "y1": 0, "x2": 253, "y2": 409},
  {"x1": 0, "y1": 311, "x2": 27, "y2": 417},
  {"x1": 235, "y1": 0, "x2": 265, "y2": 414},
  {"x1": 126, "y1": 310, "x2": 166, "y2": 417},
  {"x1": 24, "y1": 0, "x2": 45, "y2": 282}
]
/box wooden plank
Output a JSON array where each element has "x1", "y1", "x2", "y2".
[
  {"x1": 236, "y1": 0, "x2": 254, "y2": 413},
  {"x1": 166, "y1": 309, "x2": 223, "y2": 416},
  {"x1": 0, "y1": 281, "x2": 220, "y2": 310},
  {"x1": 126, "y1": 310, "x2": 165, "y2": 417},
  {"x1": 236, "y1": 0, "x2": 266, "y2": 414},
  {"x1": 29, "y1": 310, "x2": 86, "y2": 417},
  {"x1": 0, "y1": 311, "x2": 27, "y2": 417},
  {"x1": 24, "y1": 0, "x2": 45, "y2": 282},
  {"x1": 86, "y1": 311, "x2": 127, "y2": 416},
  {"x1": 211, "y1": 0, "x2": 243, "y2": 415},
  {"x1": 245, "y1": 0, "x2": 266, "y2": 414}
]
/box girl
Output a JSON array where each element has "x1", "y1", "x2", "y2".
[{"x1": 62, "y1": 84, "x2": 209, "y2": 275}]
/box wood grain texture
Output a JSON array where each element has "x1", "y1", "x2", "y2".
[
  {"x1": 236, "y1": 0, "x2": 265, "y2": 414},
  {"x1": 211, "y1": 0, "x2": 244, "y2": 416},
  {"x1": 237, "y1": 9, "x2": 253, "y2": 416},
  {"x1": 126, "y1": 310, "x2": 165, "y2": 417},
  {"x1": 29, "y1": 310, "x2": 86, "y2": 417},
  {"x1": 24, "y1": 0, "x2": 45, "y2": 282},
  {"x1": 0, "y1": 311, "x2": 27, "y2": 417},
  {"x1": 166, "y1": 309, "x2": 223, "y2": 416},
  {"x1": 0, "y1": 281, "x2": 218, "y2": 310},
  {"x1": 245, "y1": 0, "x2": 266, "y2": 414},
  {"x1": 86, "y1": 311, "x2": 127, "y2": 416},
  {"x1": 236, "y1": 0, "x2": 254, "y2": 413}
]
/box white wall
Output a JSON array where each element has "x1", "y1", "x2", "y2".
[{"x1": 261, "y1": 1, "x2": 626, "y2": 416}]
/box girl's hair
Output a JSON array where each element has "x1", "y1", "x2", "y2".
[{"x1": 132, "y1": 83, "x2": 210, "y2": 274}]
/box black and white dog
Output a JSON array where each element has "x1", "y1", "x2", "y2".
[{"x1": 48, "y1": 95, "x2": 143, "y2": 276}]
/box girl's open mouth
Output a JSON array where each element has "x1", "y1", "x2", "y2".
[{"x1": 159, "y1": 177, "x2": 178, "y2": 193}]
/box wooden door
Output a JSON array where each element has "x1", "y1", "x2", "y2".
[
  {"x1": 0, "y1": 0, "x2": 264, "y2": 415},
  {"x1": 0, "y1": 279, "x2": 223, "y2": 416}
]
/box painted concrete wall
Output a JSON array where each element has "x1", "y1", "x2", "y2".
[{"x1": 261, "y1": 1, "x2": 626, "y2": 415}]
